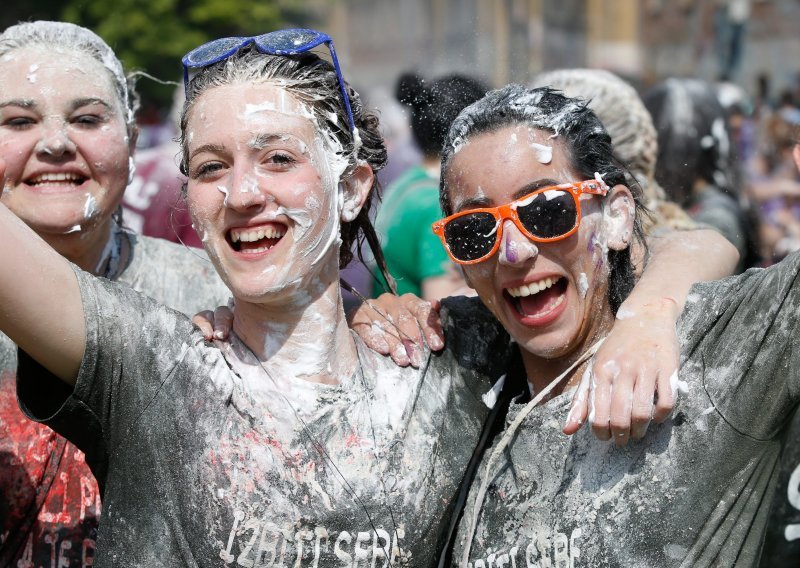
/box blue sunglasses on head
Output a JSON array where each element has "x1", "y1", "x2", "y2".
[{"x1": 182, "y1": 28, "x2": 355, "y2": 133}]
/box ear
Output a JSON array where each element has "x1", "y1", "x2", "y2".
[
  {"x1": 793, "y1": 144, "x2": 800, "y2": 173},
  {"x1": 603, "y1": 184, "x2": 636, "y2": 251},
  {"x1": 340, "y1": 163, "x2": 374, "y2": 223}
]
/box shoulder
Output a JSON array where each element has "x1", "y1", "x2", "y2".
[
  {"x1": 122, "y1": 234, "x2": 229, "y2": 314},
  {"x1": 439, "y1": 296, "x2": 511, "y2": 373}
]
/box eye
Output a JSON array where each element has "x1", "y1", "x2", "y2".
[
  {"x1": 191, "y1": 161, "x2": 225, "y2": 179},
  {"x1": 264, "y1": 151, "x2": 297, "y2": 169},
  {"x1": 72, "y1": 114, "x2": 105, "y2": 127},
  {"x1": 3, "y1": 116, "x2": 36, "y2": 129}
]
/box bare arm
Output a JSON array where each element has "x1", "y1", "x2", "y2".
[
  {"x1": 0, "y1": 200, "x2": 85, "y2": 385},
  {"x1": 568, "y1": 228, "x2": 739, "y2": 444}
]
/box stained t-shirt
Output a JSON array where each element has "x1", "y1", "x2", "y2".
[
  {"x1": 0, "y1": 232, "x2": 228, "y2": 567},
  {"x1": 759, "y1": 407, "x2": 800, "y2": 566},
  {"x1": 16, "y1": 268, "x2": 511, "y2": 567},
  {"x1": 452, "y1": 251, "x2": 800, "y2": 567}
]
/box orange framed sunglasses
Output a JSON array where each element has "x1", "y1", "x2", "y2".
[{"x1": 431, "y1": 179, "x2": 608, "y2": 265}]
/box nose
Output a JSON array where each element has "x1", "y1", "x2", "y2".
[
  {"x1": 498, "y1": 219, "x2": 539, "y2": 266},
  {"x1": 224, "y1": 170, "x2": 269, "y2": 212},
  {"x1": 35, "y1": 120, "x2": 76, "y2": 158}
]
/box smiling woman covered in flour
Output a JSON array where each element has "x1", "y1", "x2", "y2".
[
  {"x1": 0, "y1": 21, "x2": 230, "y2": 566},
  {"x1": 440, "y1": 86, "x2": 800, "y2": 567},
  {"x1": 0, "y1": 30, "x2": 521, "y2": 565}
]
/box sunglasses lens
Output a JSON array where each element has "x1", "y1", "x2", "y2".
[
  {"x1": 184, "y1": 37, "x2": 246, "y2": 66},
  {"x1": 444, "y1": 212, "x2": 498, "y2": 262},
  {"x1": 255, "y1": 29, "x2": 322, "y2": 53},
  {"x1": 516, "y1": 190, "x2": 578, "y2": 239}
]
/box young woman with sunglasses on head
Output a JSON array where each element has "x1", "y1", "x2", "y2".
[
  {"x1": 0, "y1": 21, "x2": 229, "y2": 565},
  {"x1": 427, "y1": 85, "x2": 800, "y2": 566},
  {"x1": 0, "y1": 29, "x2": 532, "y2": 565}
]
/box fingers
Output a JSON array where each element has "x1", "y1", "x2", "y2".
[
  {"x1": 192, "y1": 310, "x2": 215, "y2": 341},
  {"x1": 589, "y1": 360, "x2": 613, "y2": 442},
  {"x1": 212, "y1": 306, "x2": 234, "y2": 340},
  {"x1": 653, "y1": 370, "x2": 678, "y2": 423},
  {"x1": 607, "y1": 365, "x2": 636, "y2": 447},
  {"x1": 404, "y1": 294, "x2": 444, "y2": 351},
  {"x1": 563, "y1": 366, "x2": 591, "y2": 435}
]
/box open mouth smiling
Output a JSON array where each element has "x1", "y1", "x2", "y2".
[
  {"x1": 227, "y1": 223, "x2": 287, "y2": 255},
  {"x1": 504, "y1": 276, "x2": 569, "y2": 324},
  {"x1": 25, "y1": 172, "x2": 89, "y2": 189}
]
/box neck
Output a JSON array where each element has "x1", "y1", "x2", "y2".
[
  {"x1": 231, "y1": 271, "x2": 357, "y2": 386},
  {"x1": 520, "y1": 303, "x2": 616, "y2": 399},
  {"x1": 39, "y1": 218, "x2": 118, "y2": 276}
]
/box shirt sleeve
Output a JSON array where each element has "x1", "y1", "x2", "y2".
[
  {"x1": 678, "y1": 250, "x2": 800, "y2": 438},
  {"x1": 16, "y1": 264, "x2": 198, "y2": 482}
]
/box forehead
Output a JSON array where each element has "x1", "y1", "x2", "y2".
[
  {"x1": 446, "y1": 124, "x2": 578, "y2": 205},
  {"x1": 187, "y1": 82, "x2": 317, "y2": 144},
  {"x1": 0, "y1": 46, "x2": 118, "y2": 104}
]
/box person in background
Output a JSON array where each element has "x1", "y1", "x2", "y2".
[
  {"x1": 122, "y1": 87, "x2": 204, "y2": 247},
  {"x1": 372, "y1": 72, "x2": 488, "y2": 300},
  {"x1": 0, "y1": 21, "x2": 228, "y2": 566},
  {"x1": 530, "y1": 68, "x2": 698, "y2": 237},
  {"x1": 644, "y1": 77, "x2": 759, "y2": 271}
]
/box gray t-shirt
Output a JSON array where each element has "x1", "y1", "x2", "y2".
[
  {"x1": 452, "y1": 251, "x2": 800, "y2": 567},
  {"x1": 0, "y1": 232, "x2": 229, "y2": 566},
  {"x1": 17, "y1": 267, "x2": 511, "y2": 567}
]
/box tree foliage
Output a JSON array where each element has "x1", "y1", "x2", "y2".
[{"x1": 3, "y1": 0, "x2": 312, "y2": 112}]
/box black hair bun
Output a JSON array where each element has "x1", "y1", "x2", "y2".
[{"x1": 396, "y1": 72, "x2": 430, "y2": 109}]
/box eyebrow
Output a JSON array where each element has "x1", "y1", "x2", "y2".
[
  {"x1": 455, "y1": 178, "x2": 563, "y2": 212},
  {"x1": 188, "y1": 143, "x2": 226, "y2": 162},
  {"x1": 248, "y1": 133, "x2": 288, "y2": 150},
  {"x1": 70, "y1": 98, "x2": 112, "y2": 113},
  {"x1": 0, "y1": 99, "x2": 36, "y2": 110}
]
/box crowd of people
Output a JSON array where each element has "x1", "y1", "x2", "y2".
[{"x1": 0, "y1": 18, "x2": 797, "y2": 568}]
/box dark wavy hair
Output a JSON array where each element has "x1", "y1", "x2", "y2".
[
  {"x1": 179, "y1": 46, "x2": 395, "y2": 289},
  {"x1": 440, "y1": 85, "x2": 648, "y2": 312},
  {"x1": 396, "y1": 72, "x2": 489, "y2": 158}
]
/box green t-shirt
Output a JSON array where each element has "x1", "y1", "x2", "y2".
[{"x1": 373, "y1": 166, "x2": 451, "y2": 297}]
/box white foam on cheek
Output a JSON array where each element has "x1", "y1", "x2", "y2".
[
  {"x1": 274, "y1": 203, "x2": 313, "y2": 230},
  {"x1": 83, "y1": 193, "x2": 97, "y2": 219},
  {"x1": 577, "y1": 272, "x2": 589, "y2": 298},
  {"x1": 216, "y1": 185, "x2": 230, "y2": 207}
]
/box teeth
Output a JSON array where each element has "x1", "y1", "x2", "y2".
[
  {"x1": 29, "y1": 172, "x2": 82, "y2": 184},
  {"x1": 507, "y1": 277, "x2": 559, "y2": 298},
  {"x1": 230, "y1": 225, "x2": 286, "y2": 243}
]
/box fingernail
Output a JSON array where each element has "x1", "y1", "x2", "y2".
[
  {"x1": 392, "y1": 344, "x2": 409, "y2": 365},
  {"x1": 429, "y1": 333, "x2": 444, "y2": 350},
  {"x1": 214, "y1": 330, "x2": 224, "y2": 340}
]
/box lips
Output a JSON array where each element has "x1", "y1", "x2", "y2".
[
  {"x1": 505, "y1": 276, "x2": 568, "y2": 326},
  {"x1": 24, "y1": 171, "x2": 88, "y2": 192},
  {"x1": 227, "y1": 223, "x2": 287, "y2": 255}
]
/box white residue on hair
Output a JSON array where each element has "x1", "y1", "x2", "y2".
[
  {"x1": 577, "y1": 272, "x2": 589, "y2": 298},
  {"x1": 26, "y1": 63, "x2": 38, "y2": 83},
  {"x1": 216, "y1": 185, "x2": 230, "y2": 207},
  {"x1": 531, "y1": 142, "x2": 552, "y2": 164}
]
